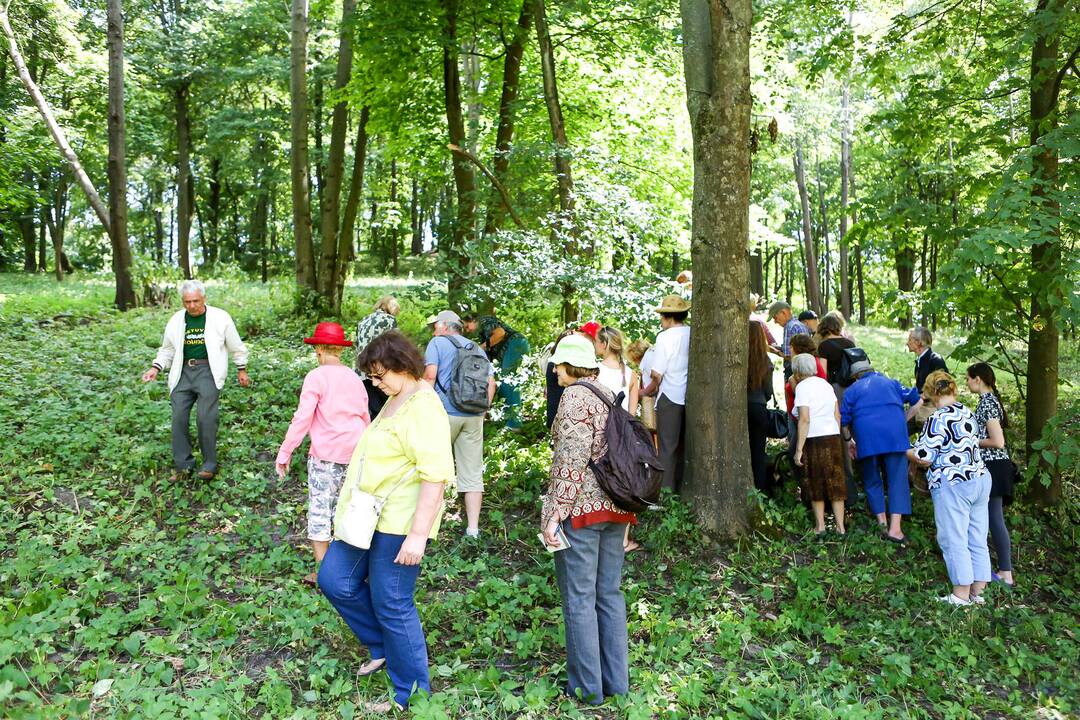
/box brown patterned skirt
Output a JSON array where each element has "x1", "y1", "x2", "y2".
[{"x1": 801, "y1": 434, "x2": 847, "y2": 502}]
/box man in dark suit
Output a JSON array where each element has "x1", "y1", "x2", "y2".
[{"x1": 906, "y1": 326, "x2": 948, "y2": 434}]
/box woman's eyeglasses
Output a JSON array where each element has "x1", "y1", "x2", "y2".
[{"x1": 368, "y1": 369, "x2": 387, "y2": 381}]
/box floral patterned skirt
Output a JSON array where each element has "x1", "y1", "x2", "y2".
[{"x1": 801, "y1": 435, "x2": 847, "y2": 502}]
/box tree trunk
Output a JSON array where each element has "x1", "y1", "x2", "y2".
[
  {"x1": 838, "y1": 82, "x2": 852, "y2": 319},
  {"x1": 338, "y1": 106, "x2": 370, "y2": 304},
  {"x1": 317, "y1": 0, "x2": 357, "y2": 309},
  {"x1": 749, "y1": 250, "x2": 763, "y2": 295},
  {"x1": 175, "y1": 83, "x2": 193, "y2": 279},
  {"x1": 107, "y1": 0, "x2": 136, "y2": 308},
  {"x1": 441, "y1": 0, "x2": 475, "y2": 306},
  {"x1": 206, "y1": 156, "x2": 221, "y2": 266},
  {"x1": 411, "y1": 176, "x2": 422, "y2": 254},
  {"x1": 534, "y1": 0, "x2": 580, "y2": 321},
  {"x1": 389, "y1": 159, "x2": 400, "y2": 276},
  {"x1": 290, "y1": 0, "x2": 317, "y2": 291},
  {"x1": 679, "y1": 0, "x2": 753, "y2": 537},
  {"x1": 251, "y1": 135, "x2": 270, "y2": 283},
  {"x1": 1025, "y1": 0, "x2": 1065, "y2": 505},
  {"x1": 1, "y1": 9, "x2": 111, "y2": 232},
  {"x1": 152, "y1": 181, "x2": 165, "y2": 262},
  {"x1": 895, "y1": 235, "x2": 916, "y2": 329},
  {"x1": 815, "y1": 152, "x2": 830, "y2": 309},
  {"x1": 483, "y1": 0, "x2": 531, "y2": 236},
  {"x1": 37, "y1": 175, "x2": 47, "y2": 270},
  {"x1": 793, "y1": 144, "x2": 823, "y2": 314}
]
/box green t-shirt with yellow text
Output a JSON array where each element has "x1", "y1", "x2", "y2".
[{"x1": 183, "y1": 312, "x2": 208, "y2": 361}]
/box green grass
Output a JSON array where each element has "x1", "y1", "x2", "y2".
[{"x1": 1, "y1": 275, "x2": 1078, "y2": 719}]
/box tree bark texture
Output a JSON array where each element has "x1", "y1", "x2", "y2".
[
  {"x1": 442, "y1": 0, "x2": 475, "y2": 306},
  {"x1": 483, "y1": 0, "x2": 531, "y2": 236},
  {"x1": 793, "y1": 144, "x2": 823, "y2": 314},
  {"x1": 679, "y1": 0, "x2": 753, "y2": 537},
  {"x1": 1025, "y1": 0, "x2": 1064, "y2": 505},
  {"x1": 107, "y1": 0, "x2": 136, "y2": 308},
  {"x1": 1, "y1": 9, "x2": 112, "y2": 233},
  {"x1": 175, "y1": 83, "x2": 193, "y2": 279},
  {"x1": 317, "y1": 0, "x2": 357, "y2": 309},
  {"x1": 290, "y1": 0, "x2": 317, "y2": 291}
]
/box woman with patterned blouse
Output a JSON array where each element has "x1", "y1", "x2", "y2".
[
  {"x1": 909, "y1": 370, "x2": 992, "y2": 606},
  {"x1": 966, "y1": 363, "x2": 1015, "y2": 586},
  {"x1": 541, "y1": 334, "x2": 635, "y2": 705},
  {"x1": 354, "y1": 295, "x2": 400, "y2": 418}
]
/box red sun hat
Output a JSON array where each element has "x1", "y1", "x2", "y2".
[
  {"x1": 578, "y1": 321, "x2": 601, "y2": 339},
  {"x1": 304, "y1": 322, "x2": 353, "y2": 347}
]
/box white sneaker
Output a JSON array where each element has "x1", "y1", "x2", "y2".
[
  {"x1": 970, "y1": 594, "x2": 986, "y2": 605},
  {"x1": 937, "y1": 593, "x2": 972, "y2": 606}
]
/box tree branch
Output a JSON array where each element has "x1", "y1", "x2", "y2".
[
  {"x1": 447, "y1": 143, "x2": 525, "y2": 230},
  {"x1": 1051, "y1": 43, "x2": 1080, "y2": 106}
]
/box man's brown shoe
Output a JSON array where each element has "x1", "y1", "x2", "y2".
[{"x1": 197, "y1": 470, "x2": 215, "y2": 480}]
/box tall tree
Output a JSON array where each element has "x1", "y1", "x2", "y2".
[
  {"x1": 793, "y1": 143, "x2": 823, "y2": 314},
  {"x1": 337, "y1": 104, "x2": 369, "y2": 305},
  {"x1": 680, "y1": 0, "x2": 753, "y2": 537},
  {"x1": 441, "y1": 0, "x2": 475, "y2": 305},
  {"x1": 107, "y1": 0, "x2": 135, "y2": 308},
  {"x1": 316, "y1": 0, "x2": 358, "y2": 310},
  {"x1": 838, "y1": 82, "x2": 852, "y2": 319},
  {"x1": 290, "y1": 0, "x2": 317, "y2": 291},
  {"x1": 1025, "y1": 0, "x2": 1070, "y2": 505},
  {"x1": 534, "y1": 0, "x2": 579, "y2": 321},
  {"x1": 483, "y1": 0, "x2": 531, "y2": 236},
  {"x1": 174, "y1": 81, "x2": 193, "y2": 279}
]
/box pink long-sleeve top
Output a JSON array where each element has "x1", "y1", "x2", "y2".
[{"x1": 276, "y1": 364, "x2": 371, "y2": 466}]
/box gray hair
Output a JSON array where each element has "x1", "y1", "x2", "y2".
[
  {"x1": 791, "y1": 353, "x2": 818, "y2": 379},
  {"x1": 178, "y1": 279, "x2": 206, "y2": 297},
  {"x1": 767, "y1": 300, "x2": 791, "y2": 320},
  {"x1": 909, "y1": 326, "x2": 933, "y2": 348},
  {"x1": 438, "y1": 320, "x2": 463, "y2": 334}
]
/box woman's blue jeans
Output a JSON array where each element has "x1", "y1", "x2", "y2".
[
  {"x1": 931, "y1": 471, "x2": 992, "y2": 587},
  {"x1": 553, "y1": 520, "x2": 630, "y2": 705},
  {"x1": 318, "y1": 533, "x2": 429, "y2": 707}
]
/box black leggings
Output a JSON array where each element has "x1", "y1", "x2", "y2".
[
  {"x1": 747, "y1": 403, "x2": 769, "y2": 495},
  {"x1": 988, "y1": 495, "x2": 1013, "y2": 572}
]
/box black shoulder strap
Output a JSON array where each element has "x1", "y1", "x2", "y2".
[{"x1": 574, "y1": 380, "x2": 615, "y2": 409}]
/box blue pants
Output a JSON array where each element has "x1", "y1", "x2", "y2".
[
  {"x1": 553, "y1": 521, "x2": 630, "y2": 705},
  {"x1": 858, "y1": 452, "x2": 912, "y2": 516},
  {"x1": 931, "y1": 472, "x2": 992, "y2": 586},
  {"x1": 318, "y1": 534, "x2": 429, "y2": 707}
]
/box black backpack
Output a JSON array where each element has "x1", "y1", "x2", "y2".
[
  {"x1": 436, "y1": 335, "x2": 492, "y2": 414},
  {"x1": 575, "y1": 382, "x2": 663, "y2": 513},
  {"x1": 836, "y1": 346, "x2": 870, "y2": 387}
]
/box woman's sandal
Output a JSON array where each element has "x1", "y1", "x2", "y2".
[
  {"x1": 358, "y1": 658, "x2": 387, "y2": 677},
  {"x1": 624, "y1": 541, "x2": 642, "y2": 554}
]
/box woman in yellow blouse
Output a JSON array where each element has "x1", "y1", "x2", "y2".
[{"x1": 318, "y1": 330, "x2": 454, "y2": 713}]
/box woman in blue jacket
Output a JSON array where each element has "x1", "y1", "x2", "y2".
[{"x1": 840, "y1": 359, "x2": 921, "y2": 544}]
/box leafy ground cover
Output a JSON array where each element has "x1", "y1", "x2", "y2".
[{"x1": 1, "y1": 275, "x2": 1078, "y2": 719}]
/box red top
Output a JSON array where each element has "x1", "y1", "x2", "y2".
[{"x1": 786, "y1": 359, "x2": 827, "y2": 417}]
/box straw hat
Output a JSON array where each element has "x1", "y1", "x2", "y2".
[{"x1": 655, "y1": 294, "x2": 691, "y2": 313}]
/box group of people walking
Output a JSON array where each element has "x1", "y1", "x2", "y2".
[
  {"x1": 749, "y1": 300, "x2": 1016, "y2": 605},
  {"x1": 140, "y1": 278, "x2": 1017, "y2": 710}
]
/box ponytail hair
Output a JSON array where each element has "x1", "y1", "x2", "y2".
[
  {"x1": 967, "y1": 362, "x2": 1008, "y2": 428},
  {"x1": 922, "y1": 369, "x2": 957, "y2": 400},
  {"x1": 597, "y1": 326, "x2": 627, "y2": 384}
]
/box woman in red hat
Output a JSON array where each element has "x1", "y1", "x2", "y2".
[{"x1": 276, "y1": 322, "x2": 371, "y2": 584}]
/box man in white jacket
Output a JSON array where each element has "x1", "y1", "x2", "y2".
[{"x1": 142, "y1": 280, "x2": 251, "y2": 479}]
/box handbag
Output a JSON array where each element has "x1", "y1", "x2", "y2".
[
  {"x1": 639, "y1": 395, "x2": 657, "y2": 431},
  {"x1": 336, "y1": 463, "x2": 416, "y2": 550},
  {"x1": 765, "y1": 393, "x2": 789, "y2": 439}
]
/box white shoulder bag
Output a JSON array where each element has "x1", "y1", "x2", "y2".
[{"x1": 337, "y1": 463, "x2": 417, "y2": 550}]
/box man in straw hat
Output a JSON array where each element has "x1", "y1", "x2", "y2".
[{"x1": 642, "y1": 294, "x2": 691, "y2": 493}]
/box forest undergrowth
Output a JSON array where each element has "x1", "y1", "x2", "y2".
[{"x1": 1, "y1": 276, "x2": 1077, "y2": 719}]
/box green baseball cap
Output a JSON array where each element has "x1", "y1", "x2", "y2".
[{"x1": 549, "y1": 335, "x2": 599, "y2": 370}]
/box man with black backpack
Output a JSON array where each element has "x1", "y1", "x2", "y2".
[{"x1": 424, "y1": 311, "x2": 496, "y2": 540}]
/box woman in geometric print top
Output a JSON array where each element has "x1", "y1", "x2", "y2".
[
  {"x1": 966, "y1": 362, "x2": 1016, "y2": 587},
  {"x1": 908, "y1": 370, "x2": 993, "y2": 607},
  {"x1": 541, "y1": 334, "x2": 634, "y2": 706}
]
